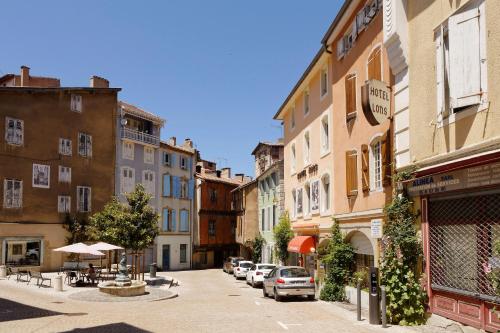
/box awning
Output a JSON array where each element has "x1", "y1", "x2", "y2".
[{"x1": 287, "y1": 236, "x2": 316, "y2": 254}]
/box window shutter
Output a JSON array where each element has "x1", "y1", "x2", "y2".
[
  {"x1": 356, "y1": 9, "x2": 366, "y2": 32},
  {"x1": 162, "y1": 208, "x2": 169, "y2": 231},
  {"x1": 346, "y1": 150, "x2": 358, "y2": 197},
  {"x1": 163, "y1": 174, "x2": 171, "y2": 196},
  {"x1": 87, "y1": 135, "x2": 92, "y2": 157},
  {"x1": 435, "y1": 26, "x2": 448, "y2": 121},
  {"x1": 171, "y1": 209, "x2": 177, "y2": 231},
  {"x1": 171, "y1": 154, "x2": 176, "y2": 168},
  {"x1": 345, "y1": 74, "x2": 357, "y2": 118},
  {"x1": 361, "y1": 144, "x2": 370, "y2": 192},
  {"x1": 367, "y1": 47, "x2": 382, "y2": 81},
  {"x1": 448, "y1": 4, "x2": 481, "y2": 109},
  {"x1": 337, "y1": 40, "x2": 345, "y2": 60},
  {"x1": 381, "y1": 130, "x2": 392, "y2": 187},
  {"x1": 188, "y1": 179, "x2": 194, "y2": 200}
]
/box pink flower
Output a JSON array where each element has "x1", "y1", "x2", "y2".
[{"x1": 483, "y1": 262, "x2": 492, "y2": 274}]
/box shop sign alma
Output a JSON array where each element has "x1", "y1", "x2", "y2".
[{"x1": 361, "y1": 79, "x2": 391, "y2": 126}]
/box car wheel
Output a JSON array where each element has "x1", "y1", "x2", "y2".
[
  {"x1": 307, "y1": 295, "x2": 315, "y2": 301},
  {"x1": 251, "y1": 278, "x2": 255, "y2": 288},
  {"x1": 274, "y1": 288, "x2": 282, "y2": 302},
  {"x1": 263, "y1": 287, "x2": 268, "y2": 297}
]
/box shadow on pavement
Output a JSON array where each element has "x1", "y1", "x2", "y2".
[
  {"x1": 61, "y1": 323, "x2": 152, "y2": 333},
  {"x1": 0, "y1": 297, "x2": 63, "y2": 322}
]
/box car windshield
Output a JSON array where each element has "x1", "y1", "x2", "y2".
[
  {"x1": 280, "y1": 268, "x2": 309, "y2": 278},
  {"x1": 239, "y1": 262, "x2": 252, "y2": 268},
  {"x1": 258, "y1": 265, "x2": 275, "y2": 270},
  {"x1": 231, "y1": 258, "x2": 241, "y2": 264}
]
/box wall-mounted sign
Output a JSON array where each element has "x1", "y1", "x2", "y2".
[
  {"x1": 371, "y1": 219, "x2": 383, "y2": 238},
  {"x1": 361, "y1": 79, "x2": 391, "y2": 126},
  {"x1": 407, "y1": 161, "x2": 500, "y2": 196}
]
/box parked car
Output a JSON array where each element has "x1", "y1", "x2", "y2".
[
  {"x1": 233, "y1": 260, "x2": 253, "y2": 279},
  {"x1": 262, "y1": 266, "x2": 315, "y2": 301},
  {"x1": 223, "y1": 256, "x2": 244, "y2": 274},
  {"x1": 246, "y1": 263, "x2": 276, "y2": 287}
]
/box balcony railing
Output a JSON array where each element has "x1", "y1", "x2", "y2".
[{"x1": 121, "y1": 127, "x2": 159, "y2": 146}]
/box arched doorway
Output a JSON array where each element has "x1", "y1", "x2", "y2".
[{"x1": 347, "y1": 231, "x2": 375, "y2": 273}]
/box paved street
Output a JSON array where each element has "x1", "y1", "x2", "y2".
[{"x1": 0, "y1": 269, "x2": 416, "y2": 333}]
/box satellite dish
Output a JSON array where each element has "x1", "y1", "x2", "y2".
[{"x1": 120, "y1": 118, "x2": 127, "y2": 126}]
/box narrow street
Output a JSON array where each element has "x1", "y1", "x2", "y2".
[{"x1": 0, "y1": 269, "x2": 412, "y2": 333}]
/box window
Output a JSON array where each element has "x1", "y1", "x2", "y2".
[
  {"x1": 58, "y1": 196, "x2": 71, "y2": 213},
  {"x1": 120, "y1": 167, "x2": 135, "y2": 194},
  {"x1": 180, "y1": 156, "x2": 187, "y2": 170},
  {"x1": 208, "y1": 220, "x2": 216, "y2": 237},
  {"x1": 261, "y1": 209, "x2": 265, "y2": 231},
  {"x1": 321, "y1": 174, "x2": 330, "y2": 213},
  {"x1": 144, "y1": 146, "x2": 154, "y2": 164},
  {"x1": 320, "y1": 114, "x2": 330, "y2": 155},
  {"x1": 3, "y1": 179, "x2": 22, "y2": 208},
  {"x1": 304, "y1": 183, "x2": 311, "y2": 217},
  {"x1": 311, "y1": 180, "x2": 319, "y2": 213},
  {"x1": 292, "y1": 189, "x2": 297, "y2": 219},
  {"x1": 320, "y1": 67, "x2": 328, "y2": 97},
  {"x1": 58, "y1": 166, "x2": 71, "y2": 183},
  {"x1": 296, "y1": 188, "x2": 303, "y2": 216},
  {"x1": 163, "y1": 152, "x2": 171, "y2": 166},
  {"x1": 32, "y1": 164, "x2": 50, "y2": 188},
  {"x1": 76, "y1": 186, "x2": 91, "y2": 212},
  {"x1": 180, "y1": 244, "x2": 187, "y2": 263},
  {"x1": 345, "y1": 74, "x2": 357, "y2": 120},
  {"x1": 59, "y1": 138, "x2": 72, "y2": 156},
  {"x1": 290, "y1": 107, "x2": 295, "y2": 129},
  {"x1": 180, "y1": 210, "x2": 189, "y2": 232},
  {"x1": 291, "y1": 143, "x2": 296, "y2": 174},
  {"x1": 435, "y1": 0, "x2": 486, "y2": 120},
  {"x1": 370, "y1": 140, "x2": 382, "y2": 191},
  {"x1": 303, "y1": 131, "x2": 310, "y2": 165},
  {"x1": 209, "y1": 188, "x2": 217, "y2": 202},
  {"x1": 5, "y1": 240, "x2": 41, "y2": 266},
  {"x1": 162, "y1": 174, "x2": 171, "y2": 197},
  {"x1": 180, "y1": 180, "x2": 188, "y2": 199},
  {"x1": 122, "y1": 141, "x2": 134, "y2": 160},
  {"x1": 5, "y1": 117, "x2": 23, "y2": 145},
  {"x1": 272, "y1": 205, "x2": 277, "y2": 228},
  {"x1": 367, "y1": 47, "x2": 382, "y2": 81},
  {"x1": 303, "y1": 90, "x2": 310, "y2": 115},
  {"x1": 162, "y1": 208, "x2": 176, "y2": 232},
  {"x1": 71, "y1": 94, "x2": 82, "y2": 112},
  {"x1": 346, "y1": 150, "x2": 358, "y2": 197},
  {"x1": 142, "y1": 170, "x2": 155, "y2": 195},
  {"x1": 78, "y1": 133, "x2": 92, "y2": 157}
]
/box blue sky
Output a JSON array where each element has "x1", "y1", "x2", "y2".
[{"x1": 2, "y1": 1, "x2": 341, "y2": 177}]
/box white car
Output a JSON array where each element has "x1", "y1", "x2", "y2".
[
  {"x1": 246, "y1": 263, "x2": 276, "y2": 287},
  {"x1": 233, "y1": 261, "x2": 253, "y2": 279}
]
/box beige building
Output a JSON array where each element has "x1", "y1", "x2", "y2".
[
  {"x1": 273, "y1": 48, "x2": 334, "y2": 273},
  {"x1": 384, "y1": 0, "x2": 500, "y2": 331}
]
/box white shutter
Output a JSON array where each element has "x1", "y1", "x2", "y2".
[
  {"x1": 435, "y1": 26, "x2": 446, "y2": 121},
  {"x1": 87, "y1": 187, "x2": 91, "y2": 212},
  {"x1": 58, "y1": 196, "x2": 64, "y2": 212},
  {"x1": 448, "y1": 3, "x2": 481, "y2": 109},
  {"x1": 86, "y1": 135, "x2": 92, "y2": 157},
  {"x1": 356, "y1": 10, "x2": 366, "y2": 32},
  {"x1": 337, "y1": 40, "x2": 345, "y2": 60}
]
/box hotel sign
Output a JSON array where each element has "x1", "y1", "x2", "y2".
[
  {"x1": 407, "y1": 162, "x2": 500, "y2": 196},
  {"x1": 361, "y1": 79, "x2": 391, "y2": 126}
]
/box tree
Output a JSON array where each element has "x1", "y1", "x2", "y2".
[
  {"x1": 63, "y1": 214, "x2": 89, "y2": 244},
  {"x1": 380, "y1": 172, "x2": 426, "y2": 326},
  {"x1": 273, "y1": 212, "x2": 294, "y2": 265},
  {"x1": 251, "y1": 235, "x2": 265, "y2": 263},
  {"x1": 88, "y1": 184, "x2": 159, "y2": 257},
  {"x1": 319, "y1": 221, "x2": 355, "y2": 302}
]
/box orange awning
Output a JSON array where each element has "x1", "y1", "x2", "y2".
[{"x1": 287, "y1": 236, "x2": 316, "y2": 254}]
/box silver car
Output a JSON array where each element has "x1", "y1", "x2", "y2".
[{"x1": 262, "y1": 266, "x2": 315, "y2": 301}]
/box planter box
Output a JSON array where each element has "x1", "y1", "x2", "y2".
[{"x1": 344, "y1": 285, "x2": 369, "y2": 309}]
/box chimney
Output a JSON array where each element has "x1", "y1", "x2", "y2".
[
  {"x1": 183, "y1": 138, "x2": 193, "y2": 148},
  {"x1": 243, "y1": 176, "x2": 253, "y2": 183},
  {"x1": 216, "y1": 170, "x2": 222, "y2": 178},
  {"x1": 90, "y1": 75, "x2": 109, "y2": 88},
  {"x1": 20, "y1": 66, "x2": 30, "y2": 87},
  {"x1": 221, "y1": 167, "x2": 231, "y2": 179},
  {"x1": 168, "y1": 137, "x2": 177, "y2": 146}
]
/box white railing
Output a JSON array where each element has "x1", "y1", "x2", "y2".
[{"x1": 121, "y1": 127, "x2": 159, "y2": 146}]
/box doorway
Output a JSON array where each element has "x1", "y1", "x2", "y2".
[{"x1": 162, "y1": 245, "x2": 170, "y2": 271}]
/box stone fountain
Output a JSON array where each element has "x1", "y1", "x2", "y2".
[{"x1": 98, "y1": 252, "x2": 146, "y2": 297}]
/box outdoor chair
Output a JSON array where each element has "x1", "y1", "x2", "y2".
[
  {"x1": 64, "y1": 270, "x2": 78, "y2": 285},
  {"x1": 6, "y1": 266, "x2": 16, "y2": 280},
  {"x1": 16, "y1": 270, "x2": 29, "y2": 283},
  {"x1": 28, "y1": 271, "x2": 51, "y2": 288}
]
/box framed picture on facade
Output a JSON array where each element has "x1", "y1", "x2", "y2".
[
  {"x1": 297, "y1": 188, "x2": 303, "y2": 215},
  {"x1": 311, "y1": 180, "x2": 320, "y2": 212},
  {"x1": 32, "y1": 164, "x2": 50, "y2": 188}
]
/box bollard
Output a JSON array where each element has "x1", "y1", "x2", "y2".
[
  {"x1": 149, "y1": 263, "x2": 157, "y2": 278},
  {"x1": 381, "y1": 285, "x2": 387, "y2": 328},
  {"x1": 54, "y1": 275, "x2": 63, "y2": 292},
  {"x1": 357, "y1": 279, "x2": 362, "y2": 321}
]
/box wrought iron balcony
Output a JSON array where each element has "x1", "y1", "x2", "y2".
[{"x1": 121, "y1": 127, "x2": 160, "y2": 146}]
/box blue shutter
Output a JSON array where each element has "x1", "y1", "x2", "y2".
[
  {"x1": 171, "y1": 209, "x2": 177, "y2": 231},
  {"x1": 174, "y1": 176, "x2": 180, "y2": 198},
  {"x1": 171, "y1": 154, "x2": 176, "y2": 168},
  {"x1": 188, "y1": 179, "x2": 194, "y2": 200},
  {"x1": 163, "y1": 174, "x2": 171, "y2": 197},
  {"x1": 188, "y1": 157, "x2": 192, "y2": 175},
  {"x1": 162, "y1": 208, "x2": 168, "y2": 231}
]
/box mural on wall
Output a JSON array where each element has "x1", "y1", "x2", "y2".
[
  {"x1": 32, "y1": 164, "x2": 50, "y2": 188},
  {"x1": 311, "y1": 180, "x2": 319, "y2": 212}
]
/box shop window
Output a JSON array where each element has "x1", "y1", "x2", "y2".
[{"x1": 5, "y1": 240, "x2": 41, "y2": 266}]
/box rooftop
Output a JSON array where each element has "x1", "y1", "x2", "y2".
[{"x1": 119, "y1": 100, "x2": 165, "y2": 125}]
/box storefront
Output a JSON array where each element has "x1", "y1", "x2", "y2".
[
  {"x1": 287, "y1": 234, "x2": 317, "y2": 278},
  {"x1": 407, "y1": 155, "x2": 500, "y2": 332}
]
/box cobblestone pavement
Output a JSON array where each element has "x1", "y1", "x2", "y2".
[{"x1": 0, "y1": 269, "x2": 420, "y2": 333}]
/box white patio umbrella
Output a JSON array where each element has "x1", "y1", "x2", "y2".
[
  {"x1": 89, "y1": 242, "x2": 123, "y2": 269},
  {"x1": 53, "y1": 242, "x2": 105, "y2": 270}
]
